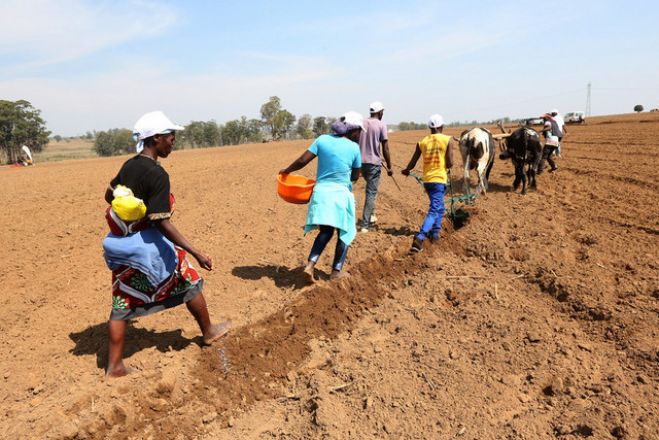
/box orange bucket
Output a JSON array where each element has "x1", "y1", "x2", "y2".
[{"x1": 277, "y1": 173, "x2": 316, "y2": 204}]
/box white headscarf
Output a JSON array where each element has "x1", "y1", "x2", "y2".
[{"x1": 133, "y1": 111, "x2": 184, "y2": 153}]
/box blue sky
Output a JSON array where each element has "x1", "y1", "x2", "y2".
[{"x1": 1, "y1": 0, "x2": 658, "y2": 135}]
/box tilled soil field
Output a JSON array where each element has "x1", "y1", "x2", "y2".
[{"x1": 0, "y1": 113, "x2": 657, "y2": 439}]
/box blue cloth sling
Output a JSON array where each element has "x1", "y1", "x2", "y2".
[{"x1": 103, "y1": 228, "x2": 178, "y2": 287}]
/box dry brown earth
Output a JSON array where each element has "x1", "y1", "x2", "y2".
[{"x1": 0, "y1": 113, "x2": 657, "y2": 439}]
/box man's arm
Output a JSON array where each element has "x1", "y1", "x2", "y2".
[
  {"x1": 381, "y1": 140, "x2": 393, "y2": 175},
  {"x1": 401, "y1": 144, "x2": 422, "y2": 175},
  {"x1": 351, "y1": 168, "x2": 361, "y2": 182}
]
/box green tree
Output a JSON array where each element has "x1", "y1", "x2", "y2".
[
  {"x1": 0, "y1": 99, "x2": 51, "y2": 164},
  {"x1": 201, "y1": 121, "x2": 221, "y2": 147},
  {"x1": 53, "y1": 134, "x2": 62, "y2": 143},
  {"x1": 273, "y1": 109, "x2": 296, "y2": 140},
  {"x1": 94, "y1": 128, "x2": 134, "y2": 156},
  {"x1": 633, "y1": 104, "x2": 644, "y2": 113},
  {"x1": 313, "y1": 116, "x2": 329, "y2": 137},
  {"x1": 296, "y1": 114, "x2": 313, "y2": 139},
  {"x1": 180, "y1": 121, "x2": 204, "y2": 148},
  {"x1": 179, "y1": 121, "x2": 222, "y2": 148},
  {"x1": 244, "y1": 118, "x2": 264, "y2": 143},
  {"x1": 260, "y1": 96, "x2": 281, "y2": 139},
  {"x1": 221, "y1": 117, "x2": 263, "y2": 145},
  {"x1": 260, "y1": 96, "x2": 297, "y2": 140}
]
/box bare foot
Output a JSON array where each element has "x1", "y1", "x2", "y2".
[
  {"x1": 330, "y1": 270, "x2": 350, "y2": 280},
  {"x1": 106, "y1": 363, "x2": 130, "y2": 379},
  {"x1": 203, "y1": 321, "x2": 231, "y2": 345},
  {"x1": 303, "y1": 262, "x2": 315, "y2": 284}
]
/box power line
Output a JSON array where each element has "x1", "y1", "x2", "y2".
[{"x1": 592, "y1": 87, "x2": 659, "y2": 91}]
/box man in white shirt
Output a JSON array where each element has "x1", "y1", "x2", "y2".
[
  {"x1": 538, "y1": 114, "x2": 559, "y2": 174},
  {"x1": 549, "y1": 109, "x2": 567, "y2": 157}
]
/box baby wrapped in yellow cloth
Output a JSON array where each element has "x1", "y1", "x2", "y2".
[{"x1": 111, "y1": 185, "x2": 146, "y2": 222}]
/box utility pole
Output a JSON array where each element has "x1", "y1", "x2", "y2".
[{"x1": 585, "y1": 82, "x2": 592, "y2": 117}]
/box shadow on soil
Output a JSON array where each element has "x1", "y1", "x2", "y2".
[
  {"x1": 69, "y1": 322, "x2": 199, "y2": 369},
  {"x1": 381, "y1": 225, "x2": 416, "y2": 237},
  {"x1": 485, "y1": 181, "x2": 513, "y2": 193},
  {"x1": 232, "y1": 264, "x2": 313, "y2": 289}
]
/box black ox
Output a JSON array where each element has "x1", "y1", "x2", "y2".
[{"x1": 499, "y1": 127, "x2": 542, "y2": 194}]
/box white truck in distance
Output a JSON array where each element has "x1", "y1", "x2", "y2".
[{"x1": 564, "y1": 111, "x2": 585, "y2": 124}]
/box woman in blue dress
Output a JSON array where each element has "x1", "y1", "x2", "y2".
[{"x1": 280, "y1": 112, "x2": 363, "y2": 283}]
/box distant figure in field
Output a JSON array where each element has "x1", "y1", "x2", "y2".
[
  {"x1": 358, "y1": 101, "x2": 392, "y2": 232},
  {"x1": 279, "y1": 112, "x2": 363, "y2": 282},
  {"x1": 20, "y1": 144, "x2": 33, "y2": 166},
  {"x1": 401, "y1": 114, "x2": 455, "y2": 253},
  {"x1": 538, "y1": 114, "x2": 560, "y2": 174},
  {"x1": 548, "y1": 109, "x2": 567, "y2": 157},
  {"x1": 102, "y1": 111, "x2": 229, "y2": 378}
]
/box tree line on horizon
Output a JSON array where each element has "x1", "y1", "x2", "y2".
[
  {"x1": 91, "y1": 96, "x2": 346, "y2": 157},
  {"x1": 0, "y1": 97, "x2": 525, "y2": 163}
]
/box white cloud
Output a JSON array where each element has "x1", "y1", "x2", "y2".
[
  {"x1": 0, "y1": 0, "x2": 177, "y2": 70},
  {"x1": 0, "y1": 55, "x2": 345, "y2": 135}
]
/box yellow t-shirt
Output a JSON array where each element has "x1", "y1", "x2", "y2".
[{"x1": 419, "y1": 133, "x2": 451, "y2": 183}]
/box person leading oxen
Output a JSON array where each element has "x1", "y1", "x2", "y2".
[
  {"x1": 547, "y1": 109, "x2": 567, "y2": 157},
  {"x1": 538, "y1": 114, "x2": 560, "y2": 174},
  {"x1": 458, "y1": 127, "x2": 495, "y2": 195}
]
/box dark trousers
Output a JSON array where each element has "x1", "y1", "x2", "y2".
[
  {"x1": 308, "y1": 226, "x2": 349, "y2": 271},
  {"x1": 539, "y1": 145, "x2": 558, "y2": 173}
]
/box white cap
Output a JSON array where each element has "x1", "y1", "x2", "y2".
[
  {"x1": 369, "y1": 101, "x2": 385, "y2": 113},
  {"x1": 428, "y1": 114, "x2": 444, "y2": 128},
  {"x1": 550, "y1": 108, "x2": 559, "y2": 115},
  {"x1": 133, "y1": 111, "x2": 184, "y2": 141},
  {"x1": 342, "y1": 111, "x2": 366, "y2": 131}
]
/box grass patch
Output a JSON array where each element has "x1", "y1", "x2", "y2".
[{"x1": 33, "y1": 139, "x2": 97, "y2": 163}]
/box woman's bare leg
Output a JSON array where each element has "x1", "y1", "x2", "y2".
[
  {"x1": 186, "y1": 293, "x2": 230, "y2": 344},
  {"x1": 107, "y1": 320, "x2": 128, "y2": 378}
]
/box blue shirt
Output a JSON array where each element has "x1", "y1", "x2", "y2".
[{"x1": 308, "y1": 134, "x2": 361, "y2": 187}]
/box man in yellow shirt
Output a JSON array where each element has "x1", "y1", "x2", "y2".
[{"x1": 401, "y1": 114, "x2": 455, "y2": 252}]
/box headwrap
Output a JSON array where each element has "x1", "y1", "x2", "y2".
[
  {"x1": 330, "y1": 111, "x2": 366, "y2": 135},
  {"x1": 133, "y1": 111, "x2": 184, "y2": 153}
]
